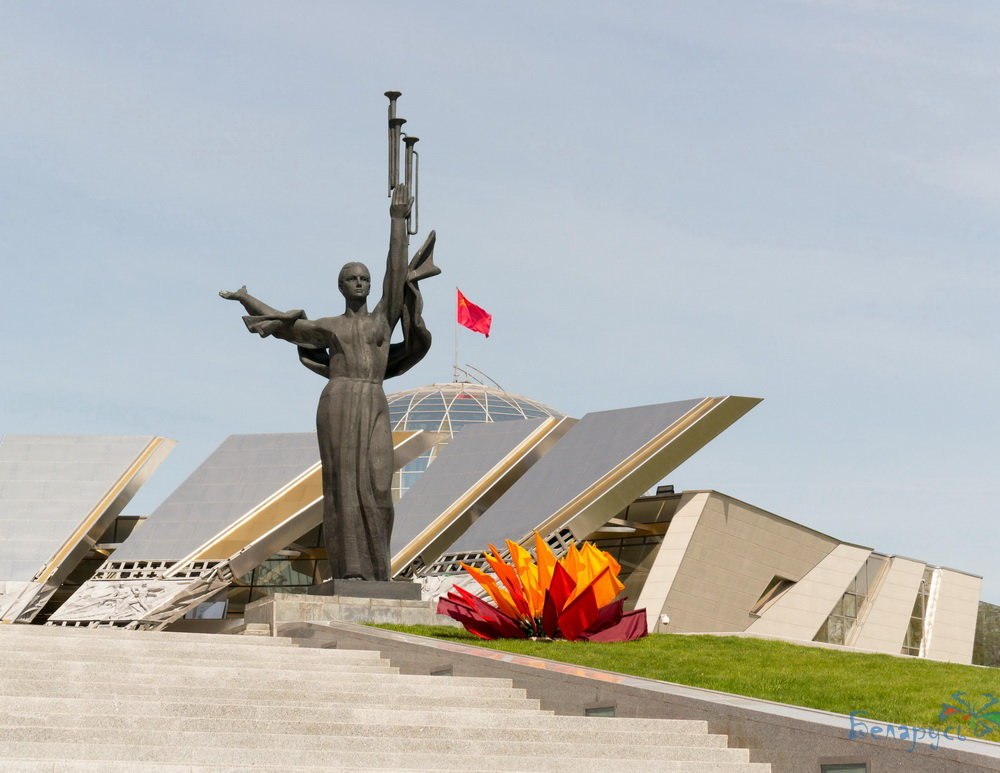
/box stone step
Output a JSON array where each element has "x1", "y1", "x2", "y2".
[
  {"x1": 0, "y1": 728, "x2": 752, "y2": 762},
  {"x1": 0, "y1": 699, "x2": 722, "y2": 736},
  {"x1": 0, "y1": 672, "x2": 528, "y2": 699},
  {"x1": 0, "y1": 636, "x2": 317, "y2": 657},
  {"x1": 0, "y1": 711, "x2": 730, "y2": 747},
  {"x1": 0, "y1": 758, "x2": 774, "y2": 773},
  {"x1": 0, "y1": 659, "x2": 398, "y2": 677},
  {"x1": 0, "y1": 665, "x2": 537, "y2": 692},
  {"x1": 0, "y1": 744, "x2": 771, "y2": 771},
  {"x1": 0, "y1": 657, "x2": 524, "y2": 689},
  {"x1": 0, "y1": 648, "x2": 392, "y2": 671},
  {"x1": 238, "y1": 623, "x2": 271, "y2": 636},
  {"x1": 0, "y1": 626, "x2": 293, "y2": 647},
  {"x1": 0, "y1": 682, "x2": 541, "y2": 710},
  {"x1": 0, "y1": 641, "x2": 376, "y2": 659},
  {"x1": 0, "y1": 638, "x2": 283, "y2": 652},
  {"x1": 0, "y1": 695, "x2": 550, "y2": 719},
  {"x1": 0, "y1": 650, "x2": 391, "y2": 673},
  {"x1": 0, "y1": 643, "x2": 343, "y2": 665}
]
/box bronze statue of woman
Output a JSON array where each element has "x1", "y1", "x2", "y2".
[{"x1": 220, "y1": 184, "x2": 438, "y2": 581}]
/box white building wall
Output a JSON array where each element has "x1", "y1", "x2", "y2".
[
  {"x1": 633, "y1": 492, "x2": 709, "y2": 632},
  {"x1": 746, "y1": 543, "x2": 871, "y2": 642},
  {"x1": 659, "y1": 494, "x2": 838, "y2": 634},
  {"x1": 924, "y1": 569, "x2": 982, "y2": 664},
  {"x1": 850, "y1": 556, "x2": 925, "y2": 655}
]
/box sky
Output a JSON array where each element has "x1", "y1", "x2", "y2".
[{"x1": 2, "y1": 2, "x2": 997, "y2": 601}]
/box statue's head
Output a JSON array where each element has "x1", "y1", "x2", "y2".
[{"x1": 338, "y1": 262, "x2": 371, "y2": 301}]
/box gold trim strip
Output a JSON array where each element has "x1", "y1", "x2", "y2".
[
  {"x1": 529, "y1": 398, "x2": 722, "y2": 540},
  {"x1": 34, "y1": 437, "x2": 168, "y2": 583},
  {"x1": 390, "y1": 417, "x2": 564, "y2": 575},
  {"x1": 180, "y1": 432, "x2": 423, "y2": 566},
  {"x1": 196, "y1": 465, "x2": 325, "y2": 561}
]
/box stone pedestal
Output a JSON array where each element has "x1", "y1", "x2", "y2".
[
  {"x1": 245, "y1": 591, "x2": 460, "y2": 631},
  {"x1": 306, "y1": 579, "x2": 421, "y2": 600}
]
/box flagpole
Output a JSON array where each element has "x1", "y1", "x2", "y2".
[{"x1": 453, "y1": 286, "x2": 459, "y2": 382}]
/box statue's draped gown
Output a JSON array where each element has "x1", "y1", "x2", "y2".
[
  {"x1": 236, "y1": 231, "x2": 435, "y2": 582},
  {"x1": 315, "y1": 312, "x2": 393, "y2": 580}
]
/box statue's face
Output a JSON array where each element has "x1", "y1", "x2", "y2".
[{"x1": 339, "y1": 262, "x2": 371, "y2": 300}]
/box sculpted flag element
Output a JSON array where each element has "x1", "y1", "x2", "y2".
[
  {"x1": 437, "y1": 533, "x2": 648, "y2": 642},
  {"x1": 457, "y1": 288, "x2": 492, "y2": 338}
]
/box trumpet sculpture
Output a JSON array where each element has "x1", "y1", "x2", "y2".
[{"x1": 385, "y1": 90, "x2": 419, "y2": 236}]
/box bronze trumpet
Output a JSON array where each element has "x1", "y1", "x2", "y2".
[{"x1": 385, "y1": 90, "x2": 419, "y2": 236}]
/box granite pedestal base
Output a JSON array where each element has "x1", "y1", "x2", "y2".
[
  {"x1": 245, "y1": 591, "x2": 460, "y2": 632},
  {"x1": 307, "y1": 579, "x2": 421, "y2": 600}
]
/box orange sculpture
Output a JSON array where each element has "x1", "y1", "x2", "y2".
[{"x1": 437, "y1": 533, "x2": 648, "y2": 641}]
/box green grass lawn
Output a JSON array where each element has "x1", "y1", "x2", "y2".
[{"x1": 378, "y1": 625, "x2": 1000, "y2": 737}]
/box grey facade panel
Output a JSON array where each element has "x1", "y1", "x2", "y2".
[
  {"x1": 110, "y1": 433, "x2": 320, "y2": 562},
  {"x1": 390, "y1": 419, "x2": 546, "y2": 555},
  {"x1": 451, "y1": 399, "x2": 703, "y2": 551},
  {"x1": 0, "y1": 435, "x2": 156, "y2": 582}
]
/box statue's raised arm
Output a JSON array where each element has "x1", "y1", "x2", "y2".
[{"x1": 379, "y1": 184, "x2": 412, "y2": 329}]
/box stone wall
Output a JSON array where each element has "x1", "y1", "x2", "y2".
[
  {"x1": 973, "y1": 600, "x2": 1000, "y2": 667},
  {"x1": 281, "y1": 621, "x2": 1000, "y2": 773}
]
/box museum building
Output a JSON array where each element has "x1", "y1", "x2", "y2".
[{"x1": 0, "y1": 383, "x2": 982, "y2": 664}]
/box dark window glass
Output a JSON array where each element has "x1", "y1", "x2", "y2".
[
  {"x1": 405, "y1": 411, "x2": 446, "y2": 431},
  {"x1": 448, "y1": 408, "x2": 487, "y2": 428}
]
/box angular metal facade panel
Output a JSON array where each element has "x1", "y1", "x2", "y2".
[
  {"x1": 449, "y1": 399, "x2": 704, "y2": 551},
  {"x1": 111, "y1": 433, "x2": 319, "y2": 562},
  {"x1": 390, "y1": 419, "x2": 548, "y2": 556},
  {"x1": 0, "y1": 435, "x2": 157, "y2": 581},
  {"x1": 746, "y1": 543, "x2": 872, "y2": 641}
]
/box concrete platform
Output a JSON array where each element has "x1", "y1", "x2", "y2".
[
  {"x1": 244, "y1": 590, "x2": 460, "y2": 630},
  {"x1": 307, "y1": 579, "x2": 422, "y2": 600}
]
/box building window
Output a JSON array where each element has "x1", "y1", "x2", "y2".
[
  {"x1": 386, "y1": 384, "x2": 562, "y2": 500},
  {"x1": 820, "y1": 764, "x2": 867, "y2": 773},
  {"x1": 226, "y1": 526, "x2": 327, "y2": 617},
  {"x1": 751, "y1": 575, "x2": 796, "y2": 615},
  {"x1": 901, "y1": 567, "x2": 933, "y2": 656},
  {"x1": 590, "y1": 535, "x2": 663, "y2": 588},
  {"x1": 814, "y1": 554, "x2": 886, "y2": 646}
]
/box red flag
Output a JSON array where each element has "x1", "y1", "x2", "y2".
[{"x1": 457, "y1": 288, "x2": 492, "y2": 338}]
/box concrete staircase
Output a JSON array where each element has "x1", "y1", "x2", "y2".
[{"x1": 0, "y1": 624, "x2": 771, "y2": 772}]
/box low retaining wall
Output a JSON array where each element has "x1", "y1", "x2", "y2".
[
  {"x1": 279, "y1": 619, "x2": 1000, "y2": 773},
  {"x1": 245, "y1": 592, "x2": 460, "y2": 629}
]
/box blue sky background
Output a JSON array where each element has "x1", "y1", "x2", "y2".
[{"x1": 2, "y1": 2, "x2": 997, "y2": 600}]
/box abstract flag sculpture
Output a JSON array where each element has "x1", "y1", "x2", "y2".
[{"x1": 437, "y1": 533, "x2": 648, "y2": 642}]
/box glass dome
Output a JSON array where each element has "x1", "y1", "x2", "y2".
[{"x1": 387, "y1": 382, "x2": 562, "y2": 499}]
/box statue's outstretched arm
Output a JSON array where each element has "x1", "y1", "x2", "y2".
[
  {"x1": 380, "y1": 184, "x2": 411, "y2": 327},
  {"x1": 219, "y1": 285, "x2": 281, "y2": 317},
  {"x1": 219, "y1": 286, "x2": 327, "y2": 347}
]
